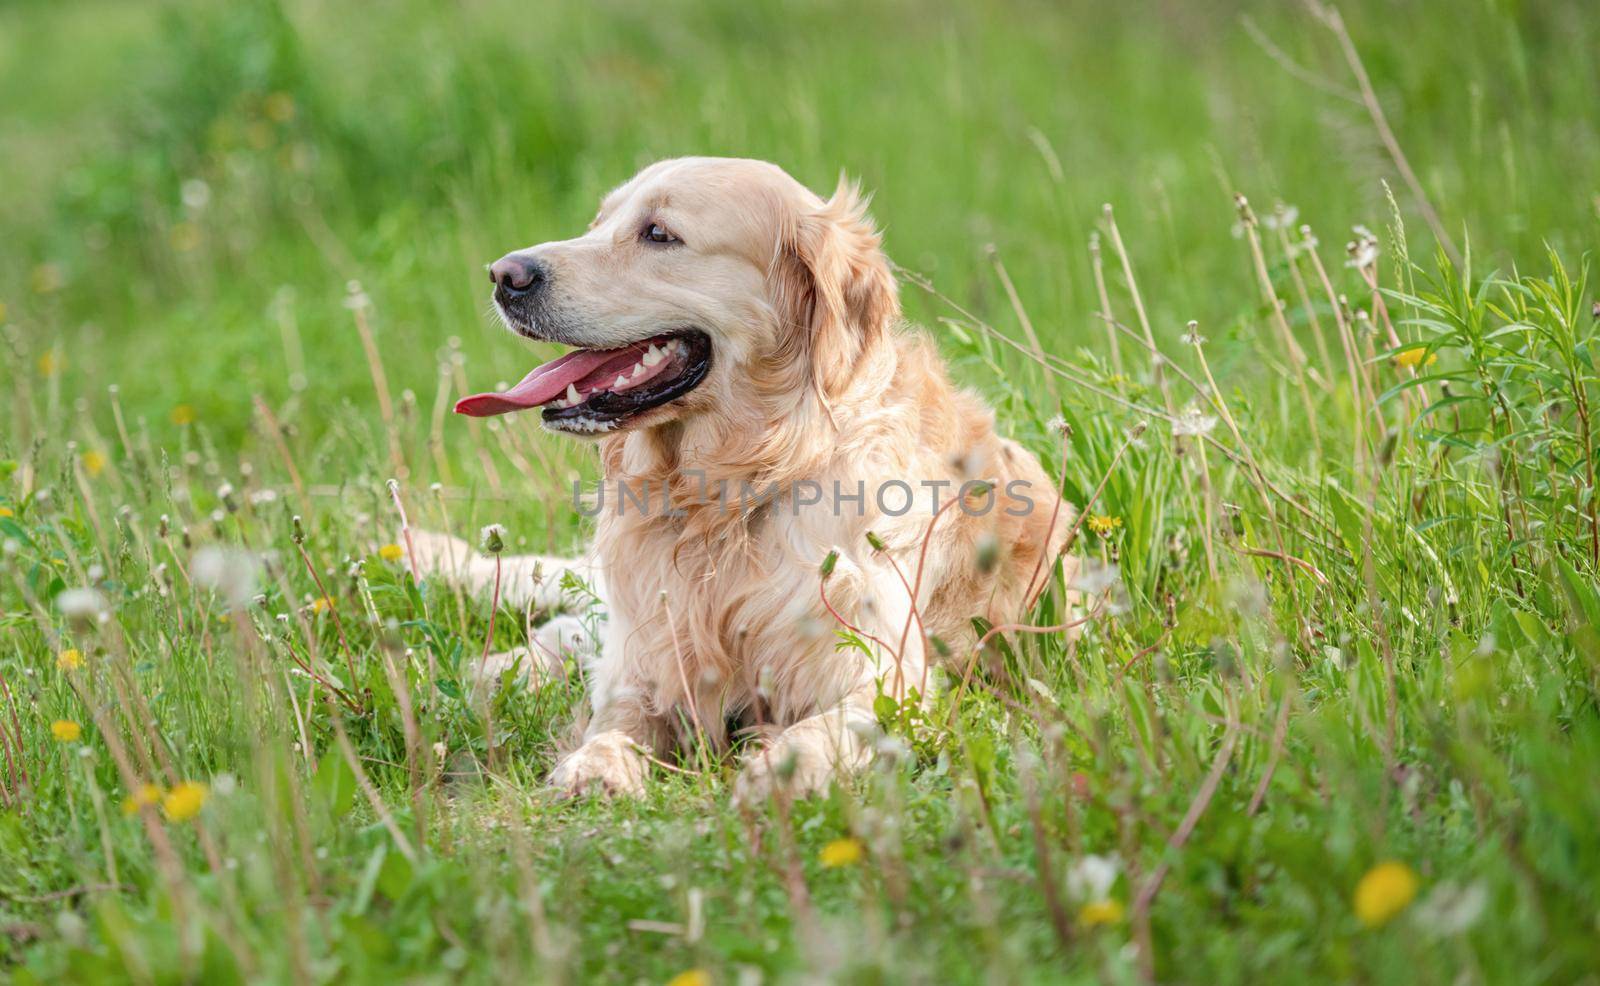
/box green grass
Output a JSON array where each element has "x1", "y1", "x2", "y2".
[{"x1": 3, "y1": 0, "x2": 1599, "y2": 981}]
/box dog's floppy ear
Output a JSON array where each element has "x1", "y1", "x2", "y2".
[{"x1": 770, "y1": 176, "x2": 899, "y2": 399}]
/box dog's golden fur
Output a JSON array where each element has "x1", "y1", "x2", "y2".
[{"x1": 414, "y1": 158, "x2": 1072, "y2": 798}]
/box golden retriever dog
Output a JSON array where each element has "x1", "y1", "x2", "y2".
[{"x1": 411, "y1": 157, "x2": 1072, "y2": 800}]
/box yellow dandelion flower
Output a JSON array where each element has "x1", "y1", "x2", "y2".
[
  {"x1": 31, "y1": 263, "x2": 64, "y2": 294},
  {"x1": 819, "y1": 837, "x2": 865, "y2": 868},
  {"x1": 51, "y1": 719, "x2": 83, "y2": 743},
  {"x1": 1395, "y1": 348, "x2": 1438, "y2": 370},
  {"x1": 0, "y1": 506, "x2": 13, "y2": 518},
  {"x1": 1086, "y1": 514, "x2": 1123, "y2": 536},
  {"x1": 309, "y1": 596, "x2": 335, "y2": 614},
  {"x1": 57, "y1": 648, "x2": 84, "y2": 671},
  {"x1": 170, "y1": 404, "x2": 196, "y2": 426},
  {"x1": 37, "y1": 351, "x2": 63, "y2": 376},
  {"x1": 1077, "y1": 898, "x2": 1125, "y2": 927},
  {"x1": 665, "y1": 970, "x2": 710, "y2": 986},
  {"x1": 263, "y1": 91, "x2": 296, "y2": 123},
  {"x1": 170, "y1": 222, "x2": 201, "y2": 253},
  {"x1": 81, "y1": 450, "x2": 107, "y2": 478},
  {"x1": 162, "y1": 780, "x2": 208, "y2": 822},
  {"x1": 377, "y1": 543, "x2": 405, "y2": 563},
  {"x1": 1354, "y1": 861, "x2": 1419, "y2": 928},
  {"x1": 121, "y1": 783, "x2": 162, "y2": 816}
]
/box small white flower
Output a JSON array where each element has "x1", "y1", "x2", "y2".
[
  {"x1": 1180, "y1": 321, "x2": 1206, "y2": 346},
  {"x1": 1067, "y1": 854, "x2": 1120, "y2": 902},
  {"x1": 56, "y1": 588, "x2": 109, "y2": 618}
]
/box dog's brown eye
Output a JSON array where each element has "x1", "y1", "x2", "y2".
[{"x1": 644, "y1": 223, "x2": 678, "y2": 244}]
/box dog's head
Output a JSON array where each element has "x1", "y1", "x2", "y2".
[{"x1": 456, "y1": 157, "x2": 898, "y2": 437}]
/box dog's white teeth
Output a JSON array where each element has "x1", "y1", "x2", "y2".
[
  {"x1": 643, "y1": 344, "x2": 664, "y2": 367},
  {"x1": 566, "y1": 384, "x2": 581, "y2": 405},
  {"x1": 631, "y1": 361, "x2": 647, "y2": 379},
  {"x1": 614, "y1": 375, "x2": 630, "y2": 388}
]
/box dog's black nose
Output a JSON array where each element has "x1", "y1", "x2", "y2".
[{"x1": 489, "y1": 253, "x2": 548, "y2": 298}]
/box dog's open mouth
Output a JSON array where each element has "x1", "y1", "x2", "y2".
[{"x1": 454, "y1": 330, "x2": 712, "y2": 433}]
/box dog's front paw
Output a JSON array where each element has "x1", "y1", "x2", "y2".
[
  {"x1": 549, "y1": 730, "x2": 648, "y2": 797},
  {"x1": 405, "y1": 529, "x2": 471, "y2": 580}
]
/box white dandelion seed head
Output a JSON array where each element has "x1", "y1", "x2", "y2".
[
  {"x1": 1173, "y1": 404, "x2": 1219, "y2": 437},
  {"x1": 1069, "y1": 560, "x2": 1121, "y2": 595},
  {"x1": 478, "y1": 523, "x2": 507, "y2": 553},
  {"x1": 1263, "y1": 204, "x2": 1299, "y2": 230},
  {"x1": 56, "y1": 587, "x2": 109, "y2": 618},
  {"x1": 180, "y1": 178, "x2": 212, "y2": 210},
  {"x1": 192, "y1": 547, "x2": 260, "y2": 606}
]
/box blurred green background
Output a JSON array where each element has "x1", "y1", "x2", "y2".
[{"x1": 4, "y1": 0, "x2": 1596, "y2": 465}]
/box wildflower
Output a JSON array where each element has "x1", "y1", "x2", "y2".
[
  {"x1": 81, "y1": 450, "x2": 107, "y2": 477},
  {"x1": 1354, "y1": 861, "x2": 1419, "y2": 928},
  {"x1": 309, "y1": 596, "x2": 335, "y2": 614},
  {"x1": 0, "y1": 506, "x2": 11, "y2": 518},
  {"x1": 56, "y1": 588, "x2": 108, "y2": 619},
  {"x1": 192, "y1": 547, "x2": 260, "y2": 606},
  {"x1": 180, "y1": 178, "x2": 211, "y2": 210},
  {"x1": 1180, "y1": 320, "x2": 1206, "y2": 346},
  {"x1": 56, "y1": 648, "x2": 84, "y2": 671},
  {"x1": 819, "y1": 837, "x2": 865, "y2": 868},
  {"x1": 1069, "y1": 560, "x2": 1121, "y2": 595},
  {"x1": 51, "y1": 720, "x2": 83, "y2": 743},
  {"x1": 1047, "y1": 415, "x2": 1070, "y2": 436},
  {"x1": 377, "y1": 543, "x2": 405, "y2": 563},
  {"x1": 1086, "y1": 514, "x2": 1122, "y2": 537},
  {"x1": 170, "y1": 404, "x2": 196, "y2": 426},
  {"x1": 1263, "y1": 203, "x2": 1299, "y2": 231},
  {"x1": 1173, "y1": 404, "x2": 1219, "y2": 437},
  {"x1": 1394, "y1": 347, "x2": 1438, "y2": 370},
  {"x1": 665, "y1": 970, "x2": 710, "y2": 986},
  {"x1": 122, "y1": 783, "x2": 162, "y2": 816},
  {"x1": 38, "y1": 351, "x2": 63, "y2": 376},
  {"x1": 1066, "y1": 854, "x2": 1120, "y2": 902},
  {"x1": 161, "y1": 780, "x2": 208, "y2": 822},
  {"x1": 479, "y1": 524, "x2": 506, "y2": 554},
  {"x1": 1346, "y1": 230, "x2": 1380, "y2": 270},
  {"x1": 1077, "y1": 898, "x2": 1125, "y2": 927}
]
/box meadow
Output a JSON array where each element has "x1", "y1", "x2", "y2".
[{"x1": 2, "y1": 0, "x2": 1599, "y2": 981}]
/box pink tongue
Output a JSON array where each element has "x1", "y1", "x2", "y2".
[{"x1": 455, "y1": 346, "x2": 630, "y2": 418}]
